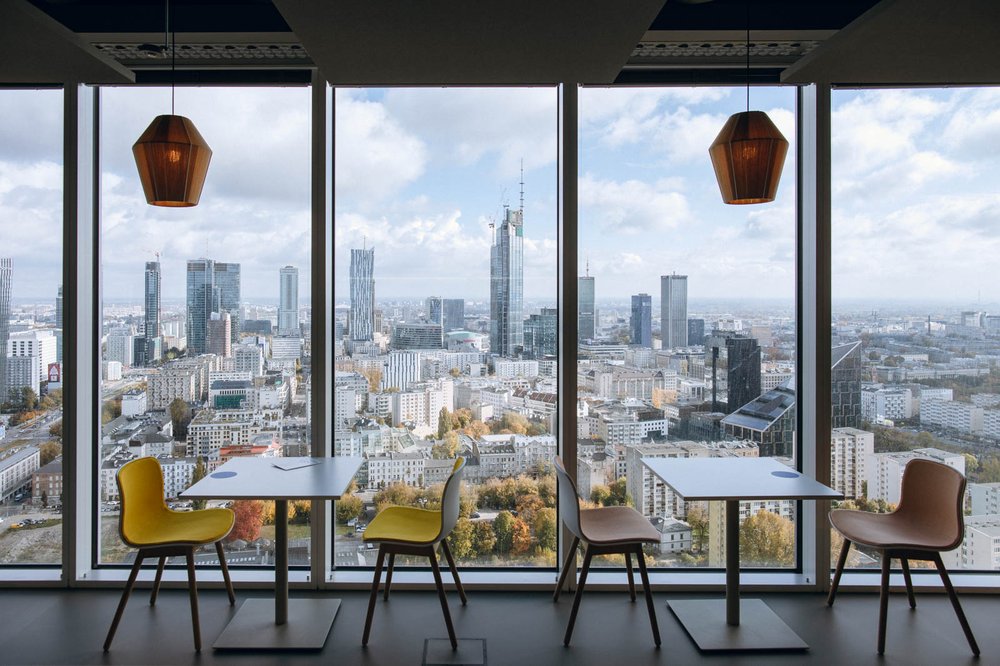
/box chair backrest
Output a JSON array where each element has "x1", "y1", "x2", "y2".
[
  {"x1": 116, "y1": 456, "x2": 168, "y2": 547},
  {"x1": 553, "y1": 456, "x2": 584, "y2": 540},
  {"x1": 437, "y1": 457, "x2": 466, "y2": 541},
  {"x1": 896, "y1": 458, "x2": 966, "y2": 551}
]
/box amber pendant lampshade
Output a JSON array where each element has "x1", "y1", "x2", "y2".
[
  {"x1": 132, "y1": 114, "x2": 212, "y2": 207},
  {"x1": 709, "y1": 110, "x2": 788, "y2": 205}
]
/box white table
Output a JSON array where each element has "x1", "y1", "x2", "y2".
[
  {"x1": 642, "y1": 456, "x2": 842, "y2": 652},
  {"x1": 182, "y1": 455, "x2": 363, "y2": 649}
]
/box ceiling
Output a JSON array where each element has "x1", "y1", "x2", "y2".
[
  {"x1": 14, "y1": 0, "x2": 883, "y2": 85},
  {"x1": 12, "y1": 1, "x2": 1000, "y2": 87}
]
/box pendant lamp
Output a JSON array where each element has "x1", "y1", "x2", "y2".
[
  {"x1": 132, "y1": 1, "x2": 211, "y2": 207},
  {"x1": 709, "y1": 5, "x2": 787, "y2": 205}
]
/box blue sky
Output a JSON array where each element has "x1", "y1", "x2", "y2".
[{"x1": 1, "y1": 85, "x2": 998, "y2": 309}]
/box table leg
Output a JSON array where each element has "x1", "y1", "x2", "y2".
[
  {"x1": 725, "y1": 499, "x2": 739, "y2": 626},
  {"x1": 276, "y1": 498, "x2": 288, "y2": 625}
]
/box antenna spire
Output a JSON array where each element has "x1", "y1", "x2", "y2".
[{"x1": 519, "y1": 158, "x2": 524, "y2": 213}]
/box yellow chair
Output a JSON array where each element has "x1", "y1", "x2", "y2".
[
  {"x1": 103, "y1": 457, "x2": 236, "y2": 652},
  {"x1": 362, "y1": 458, "x2": 467, "y2": 649}
]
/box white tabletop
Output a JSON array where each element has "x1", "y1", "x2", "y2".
[
  {"x1": 642, "y1": 457, "x2": 842, "y2": 502},
  {"x1": 181, "y1": 456, "x2": 363, "y2": 501}
]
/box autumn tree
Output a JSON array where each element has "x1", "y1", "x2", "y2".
[
  {"x1": 359, "y1": 366, "x2": 382, "y2": 393},
  {"x1": 472, "y1": 520, "x2": 497, "y2": 557},
  {"x1": 453, "y1": 408, "x2": 473, "y2": 428},
  {"x1": 739, "y1": 509, "x2": 794, "y2": 566},
  {"x1": 229, "y1": 500, "x2": 266, "y2": 542},
  {"x1": 608, "y1": 477, "x2": 632, "y2": 507},
  {"x1": 437, "y1": 407, "x2": 454, "y2": 438},
  {"x1": 493, "y1": 510, "x2": 516, "y2": 555},
  {"x1": 685, "y1": 504, "x2": 708, "y2": 552},
  {"x1": 39, "y1": 441, "x2": 62, "y2": 466},
  {"x1": 374, "y1": 482, "x2": 418, "y2": 513},
  {"x1": 447, "y1": 518, "x2": 476, "y2": 559},
  {"x1": 510, "y1": 517, "x2": 533, "y2": 556},
  {"x1": 336, "y1": 495, "x2": 363, "y2": 523},
  {"x1": 169, "y1": 398, "x2": 192, "y2": 441},
  {"x1": 48, "y1": 420, "x2": 62, "y2": 440},
  {"x1": 431, "y1": 431, "x2": 461, "y2": 460},
  {"x1": 533, "y1": 507, "x2": 558, "y2": 554},
  {"x1": 463, "y1": 420, "x2": 490, "y2": 438},
  {"x1": 189, "y1": 457, "x2": 207, "y2": 510}
]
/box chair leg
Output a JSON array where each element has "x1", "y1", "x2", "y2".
[
  {"x1": 149, "y1": 556, "x2": 166, "y2": 606},
  {"x1": 440, "y1": 539, "x2": 468, "y2": 605},
  {"x1": 362, "y1": 545, "x2": 387, "y2": 647},
  {"x1": 877, "y1": 553, "x2": 891, "y2": 655},
  {"x1": 104, "y1": 552, "x2": 145, "y2": 651},
  {"x1": 932, "y1": 553, "x2": 980, "y2": 656},
  {"x1": 828, "y1": 538, "x2": 851, "y2": 606},
  {"x1": 216, "y1": 541, "x2": 236, "y2": 606},
  {"x1": 635, "y1": 545, "x2": 661, "y2": 647},
  {"x1": 383, "y1": 552, "x2": 396, "y2": 602},
  {"x1": 429, "y1": 547, "x2": 458, "y2": 650},
  {"x1": 184, "y1": 549, "x2": 201, "y2": 652},
  {"x1": 624, "y1": 551, "x2": 636, "y2": 602},
  {"x1": 564, "y1": 546, "x2": 593, "y2": 646},
  {"x1": 900, "y1": 558, "x2": 916, "y2": 609},
  {"x1": 554, "y1": 536, "x2": 580, "y2": 602}
]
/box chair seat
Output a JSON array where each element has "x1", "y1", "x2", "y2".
[
  {"x1": 125, "y1": 507, "x2": 234, "y2": 548},
  {"x1": 580, "y1": 506, "x2": 660, "y2": 545},
  {"x1": 830, "y1": 509, "x2": 952, "y2": 551},
  {"x1": 364, "y1": 506, "x2": 442, "y2": 545}
]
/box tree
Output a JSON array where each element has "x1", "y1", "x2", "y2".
[
  {"x1": 229, "y1": 500, "x2": 266, "y2": 542},
  {"x1": 447, "y1": 518, "x2": 476, "y2": 559},
  {"x1": 169, "y1": 398, "x2": 192, "y2": 441},
  {"x1": 336, "y1": 495, "x2": 363, "y2": 523},
  {"x1": 189, "y1": 458, "x2": 207, "y2": 510},
  {"x1": 533, "y1": 507, "x2": 558, "y2": 553},
  {"x1": 608, "y1": 477, "x2": 632, "y2": 507},
  {"x1": 964, "y1": 453, "x2": 979, "y2": 475},
  {"x1": 463, "y1": 420, "x2": 490, "y2": 438},
  {"x1": 21, "y1": 387, "x2": 39, "y2": 411},
  {"x1": 48, "y1": 420, "x2": 63, "y2": 440},
  {"x1": 359, "y1": 367, "x2": 382, "y2": 393},
  {"x1": 431, "y1": 431, "x2": 461, "y2": 460},
  {"x1": 453, "y1": 408, "x2": 473, "y2": 428},
  {"x1": 41, "y1": 491, "x2": 48, "y2": 508},
  {"x1": 510, "y1": 517, "x2": 533, "y2": 556},
  {"x1": 449, "y1": 367, "x2": 461, "y2": 378},
  {"x1": 472, "y1": 520, "x2": 497, "y2": 558},
  {"x1": 437, "y1": 407, "x2": 454, "y2": 438},
  {"x1": 590, "y1": 485, "x2": 611, "y2": 506},
  {"x1": 685, "y1": 504, "x2": 708, "y2": 552},
  {"x1": 39, "y1": 441, "x2": 62, "y2": 466},
  {"x1": 526, "y1": 421, "x2": 548, "y2": 436},
  {"x1": 739, "y1": 509, "x2": 794, "y2": 566},
  {"x1": 374, "y1": 482, "x2": 418, "y2": 513},
  {"x1": 493, "y1": 510, "x2": 516, "y2": 555},
  {"x1": 289, "y1": 500, "x2": 311, "y2": 524}
]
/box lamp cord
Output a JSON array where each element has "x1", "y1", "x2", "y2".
[
  {"x1": 167, "y1": 0, "x2": 175, "y2": 115},
  {"x1": 745, "y1": 0, "x2": 750, "y2": 112}
]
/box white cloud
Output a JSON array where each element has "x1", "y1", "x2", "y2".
[{"x1": 579, "y1": 173, "x2": 693, "y2": 234}]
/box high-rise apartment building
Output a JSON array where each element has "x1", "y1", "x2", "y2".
[
  {"x1": 524, "y1": 307, "x2": 557, "y2": 359},
  {"x1": 350, "y1": 247, "x2": 375, "y2": 343},
  {"x1": 206, "y1": 312, "x2": 232, "y2": 358},
  {"x1": 660, "y1": 273, "x2": 688, "y2": 349},
  {"x1": 186, "y1": 259, "x2": 241, "y2": 356},
  {"x1": 630, "y1": 293, "x2": 652, "y2": 347},
  {"x1": 442, "y1": 298, "x2": 465, "y2": 332},
  {"x1": 490, "y1": 206, "x2": 523, "y2": 357},
  {"x1": 142, "y1": 260, "x2": 161, "y2": 366},
  {"x1": 55, "y1": 284, "x2": 63, "y2": 364},
  {"x1": 0, "y1": 259, "x2": 11, "y2": 396},
  {"x1": 278, "y1": 265, "x2": 299, "y2": 335},
  {"x1": 578, "y1": 270, "x2": 595, "y2": 341}
]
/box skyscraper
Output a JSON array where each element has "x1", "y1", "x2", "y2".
[
  {"x1": 278, "y1": 265, "x2": 299, "y2": 335},
  {"x1": 350, "y1": 247, "x2": 375, "y2": 343},
  {"x1": 687, "y1": 317, "x2": 706, "y2": 346},
  {"x1": 630, "y1": 293, "x2": 652, "y2": 347},
  {"x1": 142, "y1": 261, "x2": 161, "y2": 365},
  {"x1": 426, "y1": 296, "x2": 443, "y2": 326},
  {"x1": 725, "y1": 335, "x2": 761, "y2": 412},
  {"x1": 578, "y1": 266, "x2": 595, "y2": 341},
  {"x1": 490, "y1": 205, "x2": 524, "y2": 357},
  {"x1": 0, "y1": 259, "x2": 11, "y2": 397},
  {"x1": 442, "y1": 298, "x2": 465, "y2": 332},
  {"x1": 207, "y1": 312, "x2": 232, "y2": 358},
  {"x1": 660, "y1": 273, "x2": 688, "y2": 349},
  {"x1": 524, "y1": 307, "x2": 558, "y2": 359},
  {"x1": 186, "y1": 259, "x2": 218, "y2": 356},
  {"x1": 214, "y1": 262, "x2": 241, "y2": 345}
]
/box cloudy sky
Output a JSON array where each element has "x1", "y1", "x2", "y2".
[{"x1": 1, "y1": 85, "x2": 998, "y2": 309}]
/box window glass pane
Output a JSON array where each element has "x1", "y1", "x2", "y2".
[
  {"x1": 333, "y1": 88, "x2": 558, "y2": 568},
  {"x1": 0, "y1": 89, "x2": 63, "y2": 565},
  {"x1": 578, "y1": 86, "x2": 798, "y2": 569},
  {"x1": 832, "y1": 87, "x2": 1000, "y2": 572},
  {"x1": 98, "y1": 87, "x2": 311, "y2": 567}
]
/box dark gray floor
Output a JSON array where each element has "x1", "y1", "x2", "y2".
[{"x1": 0, "y1": 586, "x2": 994, "y2": 665}]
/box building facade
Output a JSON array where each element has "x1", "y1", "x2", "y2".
[
  {"x1": 490, "y1": 206, "x2": 524, "y2": 357},
  {"x1": 278, "y1": 265, "x2": 299, "y2": 335},
  {"x1": 660, "y1": 273, "x2": 687, "y2": 349},
  {"x1": 630, "y1": 293, "x2": 652, "y2": 347},
  {"x1": 350, "y1": 247, "x2": 375, "y2": 343}
]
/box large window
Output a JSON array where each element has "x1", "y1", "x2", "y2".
[
  {"x1": 578, "y1": 86, "x2": 799, "y2": 569},
  {"x1": 332, "y1": 88, "x2": 559, "y2": 568},
  {"x1": 0, "y1": 89, "x2": 63, "y2": 565},
  {"x1": 832, "y1": 87, "x2": 1000, "y2": 572},
  {"x1": 97, "y1": 87, "x2": 311, "y2": 567}
]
